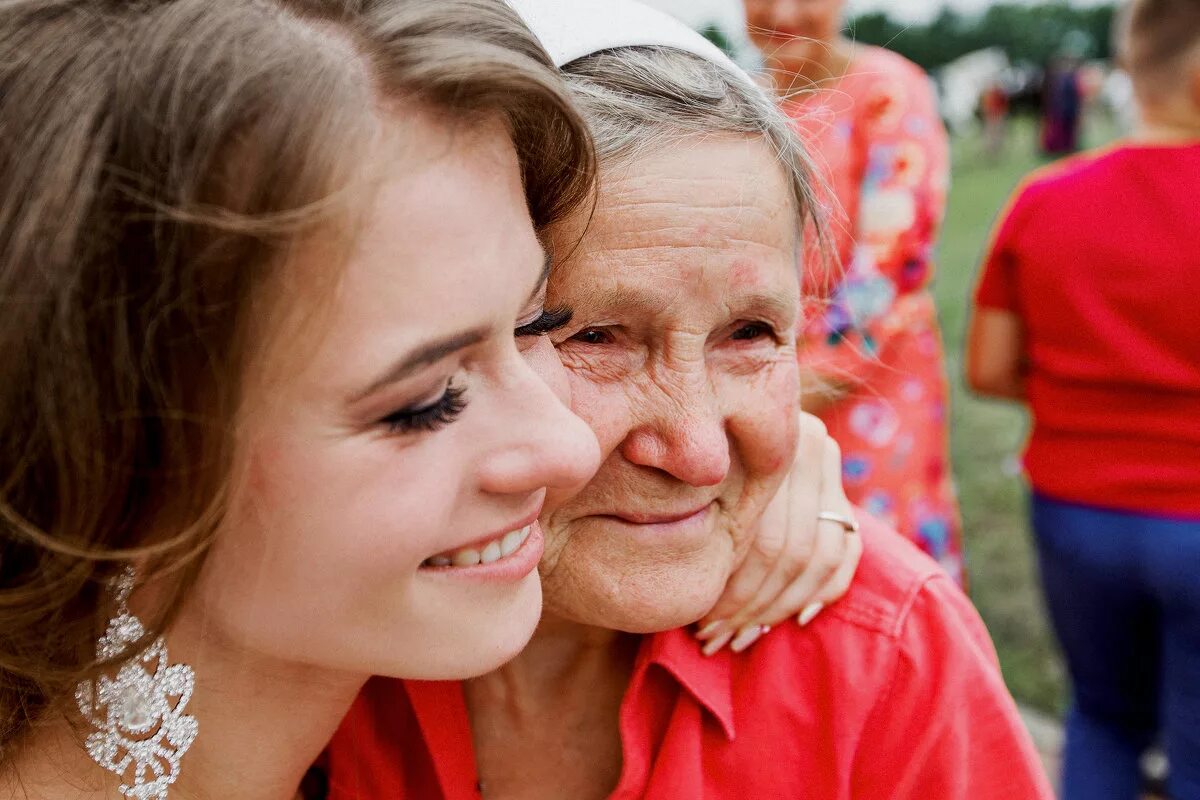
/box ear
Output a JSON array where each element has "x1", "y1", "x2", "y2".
[{"x1": 1190, "y1": 64, "x2": 1200, "y2": 111}]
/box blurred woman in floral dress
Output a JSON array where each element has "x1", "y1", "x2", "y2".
[{"x1": 744, "y1": 0, "x2": 964, "y2": 584}]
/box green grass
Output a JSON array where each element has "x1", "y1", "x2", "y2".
[{"x1": 934, "y1": 114, "x2": 1117, "y2": 715}]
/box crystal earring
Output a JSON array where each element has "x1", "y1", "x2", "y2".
[{"x1": 74, "y1": 566, "x2": 198, "y2": 800}]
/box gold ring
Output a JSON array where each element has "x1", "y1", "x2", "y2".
[{"x1": 817, "y1": 510, "x2": 860, "y2": 534}]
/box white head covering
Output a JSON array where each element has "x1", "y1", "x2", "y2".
[{"x1": 507, "y1": 0, "x2": 742, "y2": 76}]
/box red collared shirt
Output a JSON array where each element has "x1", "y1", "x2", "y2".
[{"x1": 324, "y1": 518, "x2": 1052, "y2": 799}]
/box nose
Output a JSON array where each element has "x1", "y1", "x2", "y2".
[
  {"x1": 476, "y1": 354, "x2": 601, "y2": 497},
  {"x1": 619, "y1": 380, "x2": 731, "y2": 488}
]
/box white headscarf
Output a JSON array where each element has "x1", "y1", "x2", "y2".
[{"x1": 507, "y1": 0, "x2": 743, "y2": 77}]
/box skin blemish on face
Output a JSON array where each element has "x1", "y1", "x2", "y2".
[{"x1": 727, "y1": 259, "x2": 762, "y2": 291}]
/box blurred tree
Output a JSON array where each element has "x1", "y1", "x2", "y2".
[
  {"x1": 847, "y1": 2, "x2": 1117, "y2": 71},
  {"x1": 699, "y1": 23, "x2": 736, "y2": 58}
]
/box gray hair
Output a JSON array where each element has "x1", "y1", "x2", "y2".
[{"x1": 559, "y1": 46, "x2": 826, "y2": 254}]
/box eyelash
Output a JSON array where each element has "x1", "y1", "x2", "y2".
[
  {"x1": 380, "y1": 382, "x2": 468, "y2": 434},
  {"x1": 374, "y1": 307, "x2": 569, "y2": 436},
  {"x1": 515, "y1": 307, "x2": 573, "y2": 337},
  {"x1": 731, "y1": 322, "x2": 775, "y2": 341}
]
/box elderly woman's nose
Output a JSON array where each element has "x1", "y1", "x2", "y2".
[
  {"x1": 619, "y1": 394, "x2": 731, "y2": 487},
  {"x1": 477, "y1": 359, "x2": 601, "y2": 496}
]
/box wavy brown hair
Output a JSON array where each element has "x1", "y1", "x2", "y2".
[{"x1": 0, "y1": 0, "x2": 593, "y2": 745}]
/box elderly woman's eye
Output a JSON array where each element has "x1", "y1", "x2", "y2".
[
  {"x1": 730, "y1": 322, "x2": 774, "y2": 341},
  {"x1": 571, "y1": 328, "x2": 613, "y2": 345}
]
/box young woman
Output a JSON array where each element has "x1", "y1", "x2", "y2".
[
  {"x1": 0, "y1": 1, "x2": 854, "y2": 796},
  {"x1": 0, "y1": 1, "x2": 600, "y2": 796}
]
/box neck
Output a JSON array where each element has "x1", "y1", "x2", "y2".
[
  {"x1": 8, "y1": 612, "x2": 363, "y2": 800},
  {"x1": 1133, "y1": 119, "x2": 1200, "y2": 145},
  {"x1": 766, "y1": 36, "x2": 855, "y2": 97},
  {"x1": 462, "y1": 615, "x2": 639, "y2": 800},
  {"x1": 1131, "y1": 93, "x2": 1200, "y2": 144},
  {"x1": 467, "y1": 613, "x2": 636, "y2": 714}
]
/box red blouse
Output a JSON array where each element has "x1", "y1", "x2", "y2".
[{"x1": 323, "y1": 517, "x2": 1051, "y2": 799}]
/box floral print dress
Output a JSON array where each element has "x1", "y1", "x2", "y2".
[{"x1": 786, "y1": 45, "x2": 964, "y2": 586}]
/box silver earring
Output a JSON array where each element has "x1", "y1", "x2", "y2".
[{"x1": 74, "y1": 566, "x2": 198, "y2": 799}]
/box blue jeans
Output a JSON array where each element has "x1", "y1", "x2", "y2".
[{"x1": 1031, "y1": 493, "x2": 1200, "y2": 800}]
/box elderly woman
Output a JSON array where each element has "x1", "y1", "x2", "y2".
[
  {"x1": 322, "y1": 2, "x2": 1051, "y2": 797},
  {"x1": 743, "y1": 0, "x2": 964, "y2": 584}
]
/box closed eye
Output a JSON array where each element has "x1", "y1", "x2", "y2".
[
  {"x1": 379, "y1": 382, "x2": 467, "y2": 434},
  {"x1": 515, "y1": 307, "x2": 573, "y2": 337},
  {"x1": 730, "y1": 321, "x2": 775, "y2": 341}
]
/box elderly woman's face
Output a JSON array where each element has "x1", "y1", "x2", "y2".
[{"x1": 539, "y1": 137, "x2": 801, "y2": 632}]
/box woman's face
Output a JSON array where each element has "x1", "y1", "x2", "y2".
[
  {"x1": 743, "y1": 0, "x2": 848, "y2": 73},
  {"x1": 538, "y1": 136, "x2": 802, "y2": 633},
  {"x1": 191, "y1": 112, "x2": 601, "y2": 680}
]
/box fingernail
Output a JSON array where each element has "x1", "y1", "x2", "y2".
[
  {"x1": 798, "y1": 602, "x2": 825, "y2": 627},
  {"x1": 696, "y1": 620, "x2": 726, "y2": 639},
  {"x1": 702, "y1": 630, "x2": 735, "y2": 657},
  {"x1": 729, "y1": 624, "x2": 766, "y2": 653}
]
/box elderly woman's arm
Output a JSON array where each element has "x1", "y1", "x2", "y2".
[{"x1": 695, "y1": 412, "x2": 862, "y2": 654}]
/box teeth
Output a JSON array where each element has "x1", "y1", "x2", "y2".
[
  {"x1": 480, "y1": 541, "x2": 502, "y2": 565},
  {"x1": 422, "y1": 524, "x2": 532, "y2": 568},
  {"x1": 500, "y1": 526, "x2": 526, "y2": 556}
]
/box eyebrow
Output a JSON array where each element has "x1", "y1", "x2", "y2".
[
  {"x1": 352, "y1": 327, "x2": 489, "y2": 402},
  {"x1": 353, "y1": 250, "x2": 551, "y2": 402}
]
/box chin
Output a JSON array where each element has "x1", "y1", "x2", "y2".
[
  {"x1": 380, "y1": 573, "x2": 544, "y2": 681},
  {"x1": 565, "y1": 573, "x2": 724, "y2": 635}
]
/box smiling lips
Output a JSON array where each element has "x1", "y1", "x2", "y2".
[
  {"x1": 422, "y1": 524, "x2": 533, "y2": 568},
  {"x1": 605, "y1": 502, "x2": 712, "y2": 526}
]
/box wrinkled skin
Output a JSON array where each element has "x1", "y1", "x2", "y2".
[{"x1": 538, "y1": 136, "x2": 803, "y2": 633}]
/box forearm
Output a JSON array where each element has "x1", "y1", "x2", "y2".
[{"x1": 965, "y1": 307, "x2": 1027, "y2": 401}]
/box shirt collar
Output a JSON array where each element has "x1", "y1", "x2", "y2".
[{"x1": 637, "y1": 627, "x2": 737, "y2": 741}]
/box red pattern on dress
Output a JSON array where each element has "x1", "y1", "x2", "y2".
[{"x1": 786, "y1": 45, "x2": 964, "y2": 585}]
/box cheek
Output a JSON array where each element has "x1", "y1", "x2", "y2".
[
  {"x1": 214, "y1": 434, "x2": 442, "y2": 607},
  {"x1": 820, "y1": 1, "x2": 846, "y2": 34},
  {"x1": 566, "y1": 374, "x2": 634, "y2": 458},
  {"x1": 743, "y1": 3, "x2": 776, "y2": 31},
  {"x1": 523, "y1": 337, "x2": 572, "y2": 407},
  {"x1": 727, "y1": 364, "x2": 800, "y2": 476}
]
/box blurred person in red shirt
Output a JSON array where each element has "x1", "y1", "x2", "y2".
[{"x1": 968, "y1": 1, "x2": 1200, "y2": 796}]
